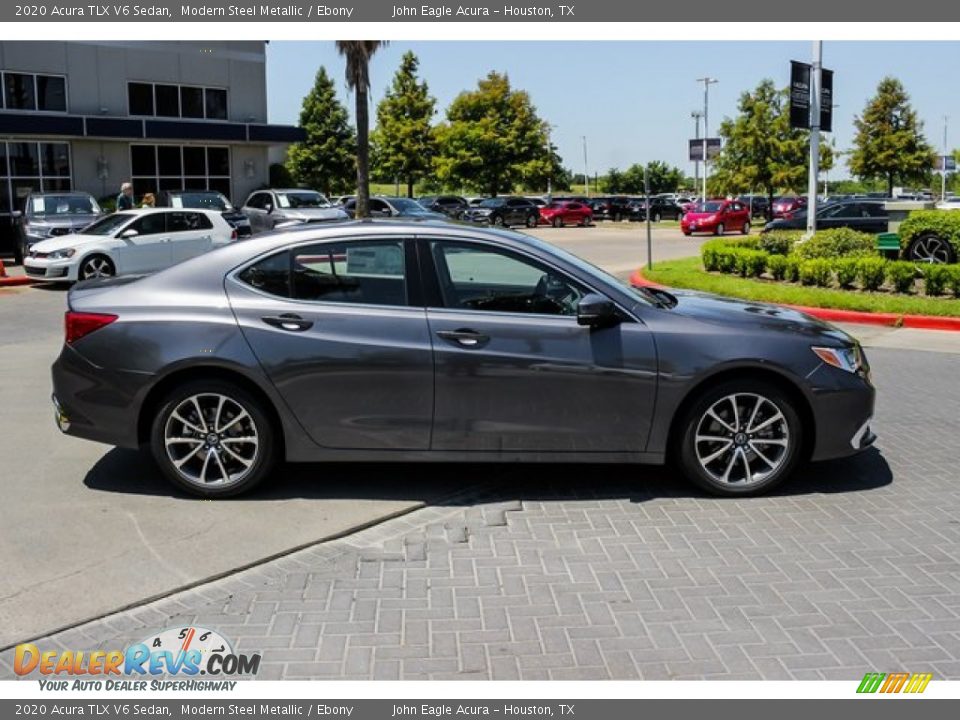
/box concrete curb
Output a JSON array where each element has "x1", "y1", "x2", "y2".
[
  {"x1": 630, "y1": 267, "x2": 960, "y2": 332},
  {"x1": 0, "y1": 275, "x2": 37, "y2": 288}
]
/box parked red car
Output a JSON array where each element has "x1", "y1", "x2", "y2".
[
  {"x1": 681, "y1": 199, "x2": 752, "y2": 236},
  {"x1": 772, "y1": 195, "x2": 807, "y2": 219},
  {"x1": 539, "y1": 200, "x2": 593, "y2": 227}
]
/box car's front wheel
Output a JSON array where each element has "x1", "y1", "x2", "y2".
[
  {"x1": 526, "y1": 214, "x2": 539, "y2": 228},
  {"x1": 492, "y1": 215, "x2": 505, "y2": 227},
  {"x1": 150, "y1": 380, "x2": 277, "y2": 498},
  {"x1": 675, "y1": 380, "x2": 803, "y2": 497},
  {"x1": 714, "y1": 223, "x2": 725, "y2": 236},
  {"x1": 78, "y1": 254, "x2": 115, "y2": 281}
]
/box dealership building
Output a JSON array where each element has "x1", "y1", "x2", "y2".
[{"x1": 0, "y1": 40, "x2": 303, "y2": 253}]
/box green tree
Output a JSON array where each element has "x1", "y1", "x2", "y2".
[
  {"x1": 434, "y1": 71, "x2": 552, "y2": 196},
  {"x1": 711, "y1": 79, "x2": 832, "y2": 207},
  {"x1": 643, "y1": 161, "x2": 684, "y2": 194},
  {"x1": 603, "y1": 168, "x2": 625, "y2": 194},
  {"x1": 371, "y1": 52, "x2": 437, "y2": 198},
  {"x1": 849, "y1": 77, "x2": 935, "y2": 198},
  {"x1": 336, "y1": 41, "x2": 387, "y2": 218},
  {"x1": 285, "y1": 66, "x2": 356, "y2": 195}
]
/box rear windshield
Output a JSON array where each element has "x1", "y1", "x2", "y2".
[
  {"x1": 696, "y1": 202, "x2": 723, "y2": 212},
  {"x1": 169, "y1": 192, "x2": 232, "y2": 211},
  {"x1": 277, "y1": 191, "x2": 329, "y2": 209}
]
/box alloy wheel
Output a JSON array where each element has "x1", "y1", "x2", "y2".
[
  {"x1": 81, "y1": 257, "x2": 114, "y2": 280},
  {"x1": 693, "y1": 393, "x2": 790, "y2": 487},
  {"x1": 163, "y1": 393, "x2": 260, "y2": 488},
  {"x1": 908, "y1": 235, "x2": 954, "y2": 264}
]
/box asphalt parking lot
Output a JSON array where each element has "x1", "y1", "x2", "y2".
[{"x1": 2, "y1": 223, "x2": 960, "y2": 680}]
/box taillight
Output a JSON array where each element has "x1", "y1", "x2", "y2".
[
  {"x1": 783, "y1": 212, "x2": 794, "y2": 219},
  {"x1": 65, "y1": 311, "x2": 117, "y2": 345},
  {"x1": 230, "y1": 228, "x2": 238, "y2": 241}
]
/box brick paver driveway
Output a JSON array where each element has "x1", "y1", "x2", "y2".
[{"x1": 3, "y1": 347, "x2": 959, "y2": 681}]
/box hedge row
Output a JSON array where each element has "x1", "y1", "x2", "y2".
[
  {"x1": 701, "y1": 242, "x2": 960, "y2": 297},
  {"x1": 754, "y1": 228, "x2": 877, "y2": 259}
]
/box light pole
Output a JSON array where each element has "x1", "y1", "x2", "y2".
[
  {"x1": 582, "y1": 135, "x2": 589, "y2": 197},
  {"x1": 696, "y1": 77, "x2": 718, "y2": 200},
  {"x1": 943, "y1": 116, "x2": 949, "y2": 201},
  {"x1": 691, "y1": 110, "x2": 703, "y2": 195},
  {"x1": 806, "y1": 41, "x2": 822, "y2": 238},
  {"x1": 545, "y1": 123, "x2": 556, "y2": 201}
]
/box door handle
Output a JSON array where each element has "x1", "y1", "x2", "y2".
[
  {"x1": 436, "y1": 328, "x2": 489, "y2": 348},
  {"x1": 262, "y1": 313, "x2": 313, "y2": 332}
]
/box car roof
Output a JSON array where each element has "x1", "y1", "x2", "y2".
[{"x1": 115, "y1": 207, "x2": 223, "y2": 217}]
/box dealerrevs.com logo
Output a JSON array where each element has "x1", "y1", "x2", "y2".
[
  {"x1": 856, "y1": 672, "x2": 933, "y2": 694},
  {"x1": 14, "y1": 626, "x2": 260, "y2": 690}
]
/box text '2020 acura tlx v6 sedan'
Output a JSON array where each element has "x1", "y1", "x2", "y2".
[{"x1": 52, "y1": 221, "x2": 876, "y2": 498}]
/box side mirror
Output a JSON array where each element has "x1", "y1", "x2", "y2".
[
  {"x1": 264, "y1": 203, "x2": 273, "y2": 214},
  {"x1": 11, "y1": 210, "x2": 22, "y2": 219},
  {"x1": 120, "y1": 229, "x2": 138, "y2": 239},
  {"x1": 577, "y1": 293, "x2": 620, "y2": 328}
]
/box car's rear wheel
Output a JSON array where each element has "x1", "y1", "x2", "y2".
[
  {"x1": 675, "y1": 380, "x2": 803, "y2": 497},
  {"x1": 714, "y1": 223, "x2": 725, "y2": 236},
  {"x1": 78, "y1": 254, "x2": 115, "y2": 281},
  {"x1": 150, "y1": 380, "x2": 276, "y2": 498},
  {"x1": 580, "y1": 215, "x2": 591, "y2": 227},
  {"x1": 526, "y1": 214, "x2": 538, "y2": 228},
  {"x1": 652, "y1": 211, "x2": 661, "y2": 223},
  {"x1": 613, "y1": 212, "x2": 622, "y2": 222},
  {"x1": 492, "y1": 215, "x2": 505, "y2": 227},
  {"x1": 552, "y1": 216, "x2": 564, "y2": 228},
  {"x1": 906, "y1": 233, "x2": 956, "y2": 264}
]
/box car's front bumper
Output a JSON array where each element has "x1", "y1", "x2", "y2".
[
  {"x1": 23, "y1": 258, "x2": 73, "y2": 281},
  {"x1": 807, "y1": 369, "x2": 877, "y2": 462}
]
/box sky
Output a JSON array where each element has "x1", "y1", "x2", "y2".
[{"x1": 266, "y1": 41, "x2": 960, "y2": 182}]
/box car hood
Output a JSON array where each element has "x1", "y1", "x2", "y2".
[
  {"x1": 663, "y1": 288, "x2": 852, "y2": 343},
  {"x1": 28, "y1": 214, "x2": 100, "y2": 228},
  {"x1": 29, "y1": 233, "x2": 100, "y2": 253},
  {"x1": 280, "y1": 208, "x2": 346, "y2": 220}
]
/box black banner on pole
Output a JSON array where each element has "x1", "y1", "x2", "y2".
[
  {"x1": 820, "y1": 68, "x2": 834, "y2": 132},
  {"x1": 689, "y1": 138, "x2": 721, "y2": 161},
  {"x1": 790, "y1": 61, "x2": 811, "y2": 130}
]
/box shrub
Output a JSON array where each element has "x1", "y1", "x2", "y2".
[
  {"x1": 759, "y1": 230, "x2": 802, "y2": 256},
  {"x1": 701, "y1": 240, "x2": 721, "y2": 271},
  {"x1": 886, "y1": 261, "x2": 918, "y2": 294},
  {"x1": 857, "y1": 257, "x2": 887, "y2": 291},
  {"x1": 735, "y1": 250, "x2": 769, "y2": 278},
  {"x1": 791, "y1": 228, "x2": 877, "y2": 260},
  {"x1": 922, "y1": 265, "x2": 949, "y2": 297},
  {"x1": 715, "y1": 247, "x2": 738, "y2": 274},
  {"x1": 784, "y1": 256, "x2": 801, "y2": 283},
  {"x1": 766, "y1": 254, "x2": 789, "y2": 281},
  {"x1": 835, "y1": 257, "x2": 860, "y2": 289},
  {"x1": 898, "y1": 210, "x2": 960, "y2": 255},
  {"x1": 799, "y1": 259, "x2": 833, "y2": 287},
  {"x1": 947, "y1": 266, "x2": 960, "y2": 298}
]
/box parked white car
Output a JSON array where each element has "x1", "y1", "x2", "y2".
[
  {"x1": 935, "y1": 197, "x2": 960, "y2": 211},
  {"x1": 23, "y1": 208, "x2": 236, "y2": 283}
]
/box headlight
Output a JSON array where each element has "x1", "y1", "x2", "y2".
[
  {"x1": 48, "y1": 248, "x2": 76, "y2": 260},
  {"x1": 26, "y1": 224, "x2": 51, "y2": 237},
  {"x1": 812, "y1": 345, "x2": 863, "y2": 374}
]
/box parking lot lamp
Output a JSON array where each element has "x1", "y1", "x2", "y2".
[
  {"x1": 696, "y1": 77, "x2": 718, "y2": 199},
  {"x1": 582, "y1": 136, "x2": 589, "y2": 197},
  {"x1": 691, "y1": 111, "x2": 703, "y2": 195},
  {"x1": 806, "y1": 41, "x2": 822, "y2": 238},
  {"x1": 943, "y1": 116, "x2": 949, "y2": 201}
]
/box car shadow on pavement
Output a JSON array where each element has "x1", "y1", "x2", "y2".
[{"x1": 83, "y1": 445, "x2": 892, "y2": 504}]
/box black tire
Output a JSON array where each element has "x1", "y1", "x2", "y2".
[
  {"x1": 552, "y1": 216, "x2": 563, "y2": 228},
  {"x1": 492, "y1": 214, "x2": 505, "y2": 227},
  {"x1": 13, "y1": 237, "x2": 25, "y2": 266},
  {"x1": 674, "y1": 379, "x2": 803, "y2": 497},
  {"x1": 652, "y1": 212, "x2": 661, "y2": 223},
  {"x1": 741, "y1": 221, "x2": 751, "y2": 235},
  {"x1": 150, "y1": 380, "x2": 277, "y2": 498},
  {"x1": 714, "y1": 223, "x2": 725, "y2": 236},
  {"x1": 613, "y1": 212, "x2": 622, "y2": 223},
  {"x1": 77, "y1": 254, "x2": 115, "y2": 281},
  {"x1": 683, "y1": 230, "x2": 692, "y2": 236},
  {"x1": 906, "y1": 233, "x2": 956, "y2": 264},
  {"x1": 526, "y1": 213, "x2": 538, "y2": 228},
  {"x1": 580, "y1": 215, "x2": 592, "y2": 227}
]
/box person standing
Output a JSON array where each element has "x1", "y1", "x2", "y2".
[{"x1": 116, "y1": 182, "x2": 134, "y2": 211}]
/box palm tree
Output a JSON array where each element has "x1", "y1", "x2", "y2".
[{"x1": 336, "y1": 41, "x2": 387, "y2": 219}]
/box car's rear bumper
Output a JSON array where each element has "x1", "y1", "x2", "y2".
[{"x1": 51, "y1": 344, "x2": 147, "y2": 449}]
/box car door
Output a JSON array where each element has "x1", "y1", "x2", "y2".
[
  {"x1": 113, "y1": 211, "x2": 171, "y2": 273},
  {"x1": 243, "y1": 192, "x2": 268, "y2": 233},
  {"x1": 369, "y1": 199, "x2": 392, "y2": 218},
  {"x1": 422, "y1": 237, "x2": 658, "y2": 452},
  {"x1": 861, "y1": 203, "x2": 889, "y2": 233},
  {"x1": 226, "y1": 236, "x2": 433, "y2": 450},
  {"x1": 168, "y1": 210, "x2": 214, "y2": 264}
]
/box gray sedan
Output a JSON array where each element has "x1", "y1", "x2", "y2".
[{"x1": 52, "y1": 221, "x2": 875, "y2": 498}]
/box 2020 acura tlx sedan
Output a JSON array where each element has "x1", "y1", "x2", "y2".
[{"x1": 52, "y1": 220, "x2": 876, "y2": 498}]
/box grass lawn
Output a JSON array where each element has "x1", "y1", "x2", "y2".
[{"x1": 642, "y1": 256, "x2": 960, "y2": 318}]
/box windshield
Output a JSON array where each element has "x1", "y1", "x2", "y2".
[
  {"x1": 28, "y1": 195, "x2": 100, "y2": 217},
  {"x1": 695, "y1": 202, "x2": 723, "y2": 212},
  {"x1": 170, "y1": 192, "x2": 232, "y2": 211},
  {"x1": 81, "y1": 213, "x2": 134, "y2": 236},
  {"x1": 390, "y1": 198, "x2": 425, "y2": 213},
  {"x1": 479, "y1": 198, "x2": 505, "y2": 208},
  {"x1": 277, "y1": 191, "x2": 329, "y2": 209}
]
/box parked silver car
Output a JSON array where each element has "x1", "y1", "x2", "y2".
[
  {"x1": 52, "y1": 221, "x2": 875, "y2": 499},
  {"x1": 240, "y1": 188, "x2": 347, "y2": 233},
  {"x1": 15, "y1": 191, "x2": 104, "y2": 263}
]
